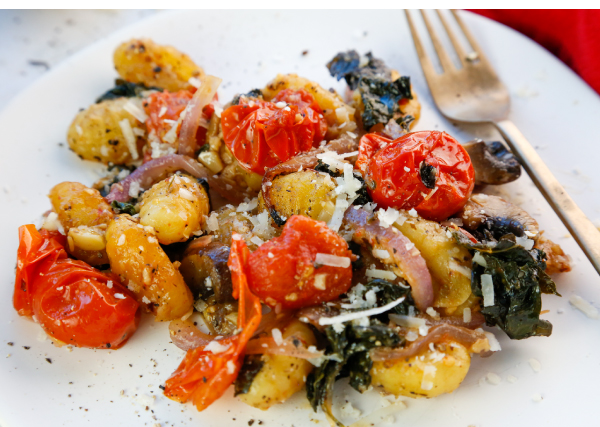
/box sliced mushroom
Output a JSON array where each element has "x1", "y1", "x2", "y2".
[
  {"x1": 463, "y1": 139, "x2": 521, "y2": 185},
  {"x1": 456, "y1": 193, "x2": 538, "y2": 241},
  {"x1": 179, "y1": 241, "x2": 234, "y2": 303}
]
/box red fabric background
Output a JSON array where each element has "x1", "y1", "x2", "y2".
[{"x1": 469, "y1": 10, "x2": 600, "y2": 95}]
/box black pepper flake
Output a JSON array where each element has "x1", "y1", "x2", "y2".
[
  {"x1": 153, "y1": 66, "x2": 162, "y2": 73},
  {"x1": 23, "y1": 346, "x2": 30, "y2": 350},
  {"x1": 248, "y1": 420, "x2": 255, "y2": 426},
  {"x1": 7, "y1": 342, "x2": 13, "y2": 346},
  {"x1": 159, "y1": 385, "x2": 165, "y2": 390},
  {"x1": 46, "y1": 358, "x2": 52, "y2": 364},
  {"x1": 106, "y1": 343, "x2": 111, "y2": 348},
  {"x1": 301, "y1": 50, "x2": 309, "y2": 56}
]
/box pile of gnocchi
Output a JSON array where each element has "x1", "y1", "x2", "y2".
[{"x1": 13, "y1": 39, "x2": 571, "y2": 426}]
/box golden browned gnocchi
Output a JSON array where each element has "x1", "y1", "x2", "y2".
[
  {"x1": 262, "y1": 73, "x2": 357, "y2": 140},
  {"x1": 67, "y1": 98, "x2": 144, "y2": 164},
  {"x1": 371, "y1": 340, "x2": 471, "y2": 398},
  {"x1": 139, "y1": 174, "x2": 210, "y2": 245},
  {"x1": 394, "y1": 213, "x2": 473, "y2": 310},
  {"x1": 105, "y1": 214, "x2": 194, "y2": 321},
  {"x1": 238, "y1": 320, "x2": 316, "y2": 410},
  {"x1": 113, "y1": 38, "x2": 204, "y2": 92},
  {"x1": 47, "y1": 181, "x2": 114, "y2": 266},
  {"x1": 257, "y1": 170, "x2": 337, "y2": 222}
]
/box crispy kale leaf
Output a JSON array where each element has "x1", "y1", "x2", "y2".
[
  {"x1": 231, "y1": 88, "x2": 263, "y2": 106},
  {"x1": 110, "y1": 200, "x2": 137, "y2": 215},
  {"x1": 234, "y1": 354, "x2": 265, "y2": 396},
  {"x1": 455, "y1": 232, "x2": 560, "y2": 340},
  {"x1": 326, "y1": 50, "x2": 413, "y2": 129},
  {"x1": 96, "y1": 78, "x2": 160, "y2": 103},
  {"x1": 306, "y1": 323, "x2": 403, "y2": 425},
  {"x1": 306, "y1": 280, "x2": 412, "y2": 424}
]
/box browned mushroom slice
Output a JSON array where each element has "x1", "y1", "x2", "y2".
[{"x1": 463, "y1": 139, "x2": 521, "y2": 185}]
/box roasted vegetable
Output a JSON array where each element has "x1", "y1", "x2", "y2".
[
  {"x1": 113, "y1": 38, "x2": 204, "y2": 93},
  {"x1": 105, "y1": 214, "x2": 194, "y2": 321},
  {"x1": 262, "y1": 73, "x2": 357, "y2": 139},
  {"x1": 455, "y1": 232, "x2": 560, "y2": 339},
  {"x1": 307, "y1": 322, "x2": 403, "y2": 423},
  {"x1": 96, "y1": 78, "x2": 159, "y2": 103},
  {"x1": 327, "y1": 50, "x2": 416, "y2": 130},
  {"x1": 463, "y1": 139, "x2": 521, "y2": 185},
  {"x1": 67, "y1": 98, "x2": 144, "y2": 164},
  {"x1": 179, "y1": 241, "x2": 233, "y2": 302}
]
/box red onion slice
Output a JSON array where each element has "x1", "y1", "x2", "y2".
[
  {"x1": 106, "y1": 154, "x2": 209, "y2": 203},
  {"x1": 343, "y1": 207, "x2": 434, "y2": 311},
  {"x1": 370, "y1": 323, "x2": 490, "y2": 362},
  {"x1": 178, "y1": 75, "x2": 222, "y2": 157},
  {"x1": 169, "y1": 319, "x2": 222, "y2": 351},
  {"x1": 245, "y1": 336, "x2": 324, "y2": 359}
]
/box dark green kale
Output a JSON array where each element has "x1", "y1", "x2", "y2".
[
  {"x1": 359, "y1": 76, "x2": 412, "y2": 129},
  {"x1": 326, "y1": 50, "x2": 412, "y2": 129},
  {"x1": 111, "y1": 200, "x2": 137, "y2": 215},
  {"x1": 231, "y1": 88, "x2": 264, "y2": 106},
  {"x1": 455, "y1": 232, "x2": 560, "y2": 340},
  {"x1": 361, "y1": 279, "x2": 416, "y2": 317},
  {"x1": 96, "y1": 78, "x2": 161, "y2": 103},
  {"x1": 99, "y1": 164, "x2": 136, "y2": 197},
  {"x1": 396, "y1": 114, "x2": 415, "y2": 132},
  {"x1": 234, "y1": 354, "x2": 265, "y2": 396},
  {"x1": 306, "y1": 323, "x2": 404, "y2": 425}
]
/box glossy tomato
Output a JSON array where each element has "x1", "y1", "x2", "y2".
[
  {"x1": 14, "y1": 225, "x2": 139, "y2": 349},
  {"x1": 356, "y1": 131, "x2": 475, "y2": 221},
  {"x1": 143, "y1": 90, "x2": 215, "y2": 161},
  {"x1": 164, "y1": 238, "x2": 262, "y2": 410},
  {"x1": 246, "y1": 215, "x2": 354, "y2": 309},
  {"x1": 220, "y1": 89, "x2": 328, "y2": 174}
]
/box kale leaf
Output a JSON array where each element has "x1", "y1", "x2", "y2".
[
  {"x1": 456, "y1": 233, "x2": 560, "y2": 340},
  {"x1": 96, "y1": 79, "x2": 160, "y2": 103},
  {"x1": 111, "y1": 200, "x2": 137, "y2": 215},
  {"x1": 360, "y1": 279, "x2": 416, "y2": 317},
  {"x1": 306, "y1": 323, "x2": 403, "y2": 425},
  {"x1": 326, "y1": 50, "x2": 412, "y2": 129},
  {"x1": 359, "y1": 76, "x2": 412, "y2": 129},
  {"x1": 231, "y1": 88, "x2": 263, "y2": 106},
  {"x1": 234, "y1": 354, "x2": 265, "y2": 396}
]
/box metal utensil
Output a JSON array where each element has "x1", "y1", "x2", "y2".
[{"x1": 405, "y1": 9, "x2": 600, "y2": 276}]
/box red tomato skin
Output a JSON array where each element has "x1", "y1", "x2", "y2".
[
  {"x1": 14, "y1": 225, "x2": 139, "y2": 349},
  {"x1": 164, "y1": 238, "x2": 262, "y2": 411},
  {"x1": 357, "y1": 131, "x2": 475, "y2": 221},
  {"x1": 220, "y1": 89, "x2": 327, "y2": 174},
  {"x1": 246, "y1": 215, "x2": 353, "y2": 309},
  {"x1": 143, "y1": 90, "x2": 215, "y2": 161}
]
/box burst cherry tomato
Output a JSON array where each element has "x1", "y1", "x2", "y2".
[
  {"x1": 143, "y1": 90, "x2": 215, "y2": 161},
  {"x1": 246, "y1": 215, "x2": 354, "y2": 309},
  {"x1": 220, "y1": 89, "x2": 328, "y2": 174},
  {"x1": 356, "y1": 131, "x2": 475, "y2": 221},
  {"x1": 14, "y1": 225, "x2": 139, "y2": 349},
  {"x1": 164, "y1": 238, "x2": 262, "y2": 410}
]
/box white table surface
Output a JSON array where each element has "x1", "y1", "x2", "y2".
[{"x1": 0, "y1": 10, "x2": 161, "y2": 106}]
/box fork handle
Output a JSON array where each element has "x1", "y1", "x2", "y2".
[{"x1": 494, "y1": 119, "x2": 600, "y2": 276}]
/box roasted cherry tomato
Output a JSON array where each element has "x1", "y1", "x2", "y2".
[
  {"x1": 164, "y1": 238, "x2": 262, "y2": 410},
  {"x1": 14, "y1": 225, "x2": 139, "y2": 349},
  {"x1": 246, "y1": 215, "x2": 354, "y2": 309},
  {"x1": 220, "y1": 89, "x2": 328, "y2": 174},
  {"x1": 143, "y1": 90, "x2": 215, "y2": 161},
  {"x1": 356, "y1": 131, "x2": 475, "y2": 221}
]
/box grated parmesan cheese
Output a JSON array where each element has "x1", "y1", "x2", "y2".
[
  {"x1": 365, "y1": 268, "x2": 396, "y2": 281},
  {"x1": 205, "y1": 340, "x2": 231, "y2": 354},
  {"x1": 463, "y1": 307, "x2": 472, "y2": 323},
  {"x1": 486, "y1": 372, "x2": 501, "y2": 385},
  {"x1": 319, "y1": 297, "x2": 405, "y2": 326},
  {"x1": 569, "y1": 294, "x2": 599, "y2": 319},
  {"x1": 114, "y1": 293, "x2": 126, "y2": 300},
  {"x1": 118, "y1": 119, "x2": 139, "y2": 160},
  {"x1": 206, "y1": 212, "x2": 219, "y2": 232},
  {"x1": 123, "y1": 99, "x2": 148, "y2": 123},
  {"x1": 472, "y1": 251, "x2": 488, "y2": 267},
  {"x1": 178, "y1": 188, "x2": 195, "y2": 201},
  {"x1": 515, "y1": 236, "x2": 534, "y2": 250},
  {"x1": 481, "y1": 274, "x2": 494, "y2": 307},
  {"x1": 529, "y1": 358, "x2": 541, "y2": 373},
  {"x1": 372, "y1": 249, "x2": 390, "y2": 259}
]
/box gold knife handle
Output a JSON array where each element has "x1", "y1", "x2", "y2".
[{"x1": 495, "y1": 119, "x2": 600, "y2": 276}]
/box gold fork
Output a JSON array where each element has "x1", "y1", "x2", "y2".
[{"x1": 405, "y1": 9, "x2": 600, "y2": 276}]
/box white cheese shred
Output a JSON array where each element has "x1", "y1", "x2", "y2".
[{"x1": 319, "y1": 297, "x2": 406, "y2": 326}]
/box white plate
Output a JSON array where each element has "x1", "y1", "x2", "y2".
[{"x1": 1, "y1": 10, "x2": 599, "y2": 427}]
